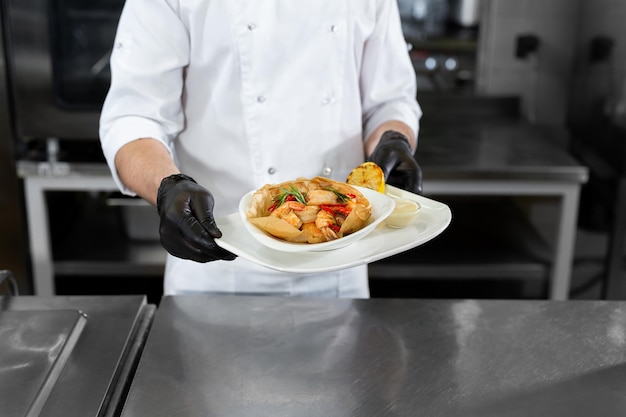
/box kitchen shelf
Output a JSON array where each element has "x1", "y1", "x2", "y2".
[
  {"x1": 369, "y1": 196, "x2": 553, "y2": 295},
  {"x1": 46, "y1": 189, "x2": 165, "y2": 301},
  {"x1": 49, "y1": 191, "x2": 166, "y2": 278},
  {"x1": 49, "y1": 192, "x2": 553, "y2": 297},
  {"x1": 402, "y1": 21, "x2": 479, "y2": 54},
  {"x1": 28, "y1": 150, "x2": 561, "y2": 300}
]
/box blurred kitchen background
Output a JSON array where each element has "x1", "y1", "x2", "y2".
[{"x1": 1, "y1": 0, "x2": 625, "y2": 304}]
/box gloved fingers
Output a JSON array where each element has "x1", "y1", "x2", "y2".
[
  {"x1": 162, "y1": 215, "x2": 236, "y2": 262},
  {"x1": 184, "y1": 191, "x2": 223, "y2": 239},
  {"x1": 370, "y1": 150, "x2": 423, "y2": 194},
  {"x1": 394, "y1": 150, "x2": 423, "y2": 195},
  {"x1": 401, "y1": 157, "x2": 423, "y2": 195},
  {"x1": 161, "y1": 238, "x2": 218, "y2": 263},
  {"x1": 184, "y1": 186, "x2": 236, "y2": 258},
  {"x1": 165, "y1": 241, "x2": 235, "y2": 263},
  {"x1": 380, "y1": 159, "x2": 396, "y2": 186},
  {"x1": 191, "y1": 204, "x2": 237, "y2": 261},
  {"x1": 179, "y1": 214, "x2": 236, "y2": 260}
]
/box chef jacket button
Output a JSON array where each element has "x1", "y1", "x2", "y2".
[
  {"x1": 256, "y1": 95, "x2": 266, "y2": 103},
  {"x1": 247, "y1": 23, "x2": 257, "y2": 31},
  {"x1": 322, "y1": 166, "x2": 332, "y2": 176},
  {"x1": 322, "y1": 96, "x2": 335, "y2": 105},
  {"x1": 330, "y1": 25, "x2": 337, "y2": 33},
  {"x1": 268, "y1": 167, "x2": 277, "y2": 175}
]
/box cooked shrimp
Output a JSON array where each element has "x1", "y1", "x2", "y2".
[
  {"x1": 270, "y1": 201, "x2": 306, "y2": 228},
  {"x1": 306, "y1": 189, "x2": 340, "y2": 205},
  {"x1": 315, "y1": 210, "x2": 339, "y2": 241},
  {"x1": 295, "y1": 205, "x2": 319, "y2": 224},
  {"x1": 301, "y1": 223, "x2": 326, "y2": 244}
]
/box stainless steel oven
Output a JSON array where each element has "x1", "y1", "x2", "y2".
[{"x1": 3, "y1": 0, "x2": 124, "y2": 142}]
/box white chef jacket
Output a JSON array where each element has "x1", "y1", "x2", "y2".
[{"x1": 99, "y1": 0, "x2": 421, "y2": 297}]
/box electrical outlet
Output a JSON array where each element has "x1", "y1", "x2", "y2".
[
  {"x1": 515, "y1": 34, "x2": 541, "y2": 59},
  {"x1": 589, "y1": 36, "x2": 614, "y2": 63}
]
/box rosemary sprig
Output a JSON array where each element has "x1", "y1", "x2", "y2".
[
  {"x1": 324, "y1": 187, "x2": 350, "y2": 203},
  {"x1": 274, "y1": 185, "x2": 307, "y2": 206}
]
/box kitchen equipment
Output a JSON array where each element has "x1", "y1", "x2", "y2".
[
  {"x1": 449, "y1": 0, "x2": 482, "y2": 27},
  {"x1": 398, "y1": 0, "x2": 449, "y2": 38},
  {"x1": 3, "y1": 0, "x2": 124, "y2": 141},
  {"x1": 2, "y1": 0, "x2": 168, "y2": 296}
]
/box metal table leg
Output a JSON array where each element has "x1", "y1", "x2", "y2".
[
  {"x1": 603, "y1": 177, "x2": 626, "y2": 299},
  {"x1": 550, "y1": 183, "x2": 581, "y2": 300},
  {"x1": 23, "y1": 175, "x2": 118, "y2": 296},
  {"x1": 425, "y1": 180, "x2": 583, "y2": 300},
  {"x1": 24, "y1": 178, "x2": 54, "y2": 296}
]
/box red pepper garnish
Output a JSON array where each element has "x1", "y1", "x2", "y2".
[
  {"x1": 321, "y1": 204, "x2": 351, "y2": 216},
  {"x1": 329, "y1": 224, "x2": 341, "y2": 232},
  {"x1": 333, "y1": 206, "x2": 352, "y2": 216}
]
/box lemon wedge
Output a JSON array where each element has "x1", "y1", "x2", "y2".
[{"x1": 346, "y1": 162, "x2": 386, "y2": 193}]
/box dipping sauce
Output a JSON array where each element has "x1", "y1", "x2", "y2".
[{"x1": 385, "y1": 198, "x2": 421, "y2": 228}]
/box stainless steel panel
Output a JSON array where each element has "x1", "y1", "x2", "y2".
[
  {"x1": 123, "y1": 296, "x2": 626, "y2": 416},
  {"x1": 3, "y1": 0, "x2": 122, "y2": 141},
  {"x1": 0, "y1": 310, "x2": 87, "y2": 417},
  {"x1": 3, "y1": 295, "x2": 155, "y2": 417}
]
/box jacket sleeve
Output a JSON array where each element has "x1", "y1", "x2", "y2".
[
  {"x1": 99, "y1": 0, "x2": 188, "y2": 195},
  {"x1": 360, "y1": 0, "x2": 422, "y2": 143}
]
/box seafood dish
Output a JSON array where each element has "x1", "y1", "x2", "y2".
[{"x1": 246, "y1": 177, "x2": 372, "y2": 244}]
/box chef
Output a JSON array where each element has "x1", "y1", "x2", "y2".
[{"x1": 99, "y1": 0, "x2": 422, "y2": 298}]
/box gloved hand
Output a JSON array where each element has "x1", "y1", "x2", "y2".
[
  {"x1": 156, "y1": 173, "x2": 237, "y2": 262},
  {"x1": 369, "y1": 130, "x2": 423, "y2": 195}
]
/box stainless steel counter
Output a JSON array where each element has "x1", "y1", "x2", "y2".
[
  {"x1": 418, "y1": 123, "x2": 587, "y2": 182},
  {"x1": 121, "y1": 296, "x2": 626, "y2": 417},
  {"x1": 1, "y1": 295, "x2": 155, "y2": 417}
]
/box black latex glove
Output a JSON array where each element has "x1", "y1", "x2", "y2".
[
  {"x1": 368, "y1": 130, "x2": 423, "y2": 195},
  {"x1": 156, "y1": 174, "x2": 236, "y2": 263}
]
